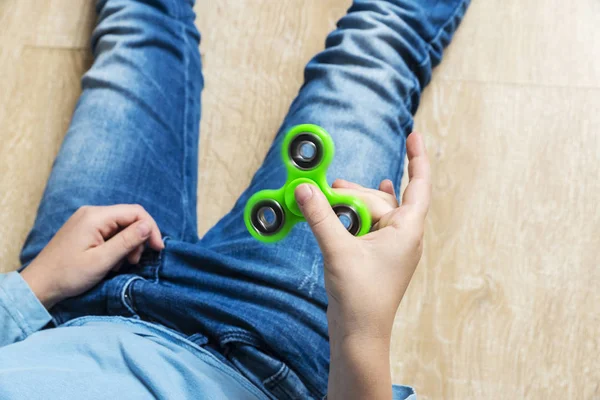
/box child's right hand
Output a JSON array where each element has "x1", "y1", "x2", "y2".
[
  {"x1": 294, "y1": 132, "x2": 431, "y2": 342},
  {"x1": 295, "y1": 133, "x2": 430, "y2": 399}
]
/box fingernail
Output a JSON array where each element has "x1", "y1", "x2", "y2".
[
  {"x1": 137, "y1": 222, "x2": 151, "y2": 238},
  {"x1": 295, "y1": 184, "x2": 313, "y2": 206}
]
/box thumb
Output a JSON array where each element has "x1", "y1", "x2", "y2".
[
  {"x1": 295, "y1": 184, "x2": 349, "y2": 252},
  {"x1": 96, "y1": 220, "x2": 152, "y2": 267}
]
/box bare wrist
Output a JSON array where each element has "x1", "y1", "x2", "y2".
[
  {"x1": 20, "y1": 266, "x2": 61, "y2": 310},
  {"x1": 327, "y1": 311, "x2": 393, "y2": 400},
  {"x1": 326, "y1": 301, "x2": 393, "y2": 343}
]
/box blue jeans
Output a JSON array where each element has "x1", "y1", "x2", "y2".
[{"x1": 20, "y1": 0, "x2": 469, "y2": 398}]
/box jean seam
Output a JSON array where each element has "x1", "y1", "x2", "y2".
[
  {"x1": 398, "y1": 0, "x2": 468, "y2": 123},
  {"x1": 263, "y1": 363, "x2": 288, "y2": 387},
  {"x1": 154, "y1": 241, "x2": 165, "y2": 283},
  {"x1": 397, "y1": 0, "x2": 468, "y2": 178},
  {"x1": 219, "y1": 330, "x2": 318, "y2": 398},
  {"x1": 219, "y1": 330, "x2": 263, "y2": 347},
  {"x1": 122, "y1": 276, "x2": 143, "y2": 316},
  {"x1": 170, "y1": 0, "x2": 194, "y2": 21},
  {"x1": 400, "y1": 112, "x2": 413, "y2": 129},
  {"x1": 173, "y1": 0, "x2": 182, "y2": 20},
  {"x1": 180, "y1": 22, "x2": 191, "y2": 241},
  {"x1": 421, "y1": 0, "x2": 470, "y2": 69},
  {"x1": 187, "y1": 332, "x2": 209, "y2": 345},
  {"x1": 400, "y1": 83, "x2": 417, "y2": 135}
]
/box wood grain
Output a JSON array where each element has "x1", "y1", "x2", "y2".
[
  {"x1": 394, "y1": 81, "x2": 600, "y2": 399},
  {"x1": 0, "y1": 0, "x2": 95, "y2": 48},
  {"x1": 439, "y1": 0, "x2": 600, "y2": 88},
  {"x1": 194, "y1": 0, "x2": 351, "y2": 234},
  {"x1": 0, "y1": 0, "x2": 598, "y2": 398},
  {"x1": 0, "y1": 46, "x2": 90, "y2": 272}
]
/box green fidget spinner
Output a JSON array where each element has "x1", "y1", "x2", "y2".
[{"x1": 244, "y1": 124, "x2": 372, "y2": 243}]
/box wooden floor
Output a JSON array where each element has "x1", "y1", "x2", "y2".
[{"x1": 1, "y1": 1, "x2": 598, "y2": 399}]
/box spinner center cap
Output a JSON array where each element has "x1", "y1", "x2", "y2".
[{"x1": 284, "y1": 177, "x2": 317, "y2": 217}]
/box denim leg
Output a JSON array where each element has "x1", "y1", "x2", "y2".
[
  {"x1": 140, "y1": 1, "x2": 470, "y2": 398},
  {"x1": 20, "y1": 0, "x2": 202, "y2": 267},
  {"x1": 201, "y1": 0, "x2": 470, "y2": 250}
]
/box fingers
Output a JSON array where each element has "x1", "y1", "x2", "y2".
[
  {"x1": 378, "y1": 179, "x2": 396, "y2": 197},
  {"x1": 333, "y1": 179, "x2": 399, "y2": 205},
  {"x1": 95, "y1": 220, "x2": 153, "y2": 267},
  {"x1": 332, "y1": 188, "x2": 396, "y2": 222},
  {"x1": 332, "y1": 179, "x2": 364, "y2": 190},
  {"x1": 331, "y1": 179, "x2": 400, "y2": 226},
  {"x1": 93, "y1": 204, "x2": 164, "y2": 251},
  {"x1": 368, "y1": 134, "x2": 431, "y2": 233},
  {"x1": 295, "y1": 184, "x2": 350, "y2": 254},
  {"x1": 401, "y1": 133, "x2": 431, "y2": 216},
  {"x1": 127, "y1": 244, "x2": 145, "y2": 265}
]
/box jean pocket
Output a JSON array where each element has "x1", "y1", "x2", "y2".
[{"x1": 222, "y1": 336, "x2": 314, "y2": 400}]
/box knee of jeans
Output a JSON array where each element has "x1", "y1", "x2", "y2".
[
  {"x1": 336, "y1": 0, "x2": 469, "y2": 87},
  {"x1": 326, "y1": 134, "x2": 405, "y2": 189},
  {"x1": 348, "y1": 0, "x2": 468, "y2": 40}
]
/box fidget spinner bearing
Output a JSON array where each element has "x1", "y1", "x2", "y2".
[{"x1": 244, "y1": 124, "x2": 371, "y2": 243}]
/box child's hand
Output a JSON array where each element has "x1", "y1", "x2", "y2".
[
  {"x1": 294, "y1": 133, "x2": 431, "y2": 342},
  {"x1": 21, "y1": 205, "x2": 164, "y2": 309}
]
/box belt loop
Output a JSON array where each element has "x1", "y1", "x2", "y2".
[{"x1": 105, "y1": 275, "x2": 143, "y2": 317}]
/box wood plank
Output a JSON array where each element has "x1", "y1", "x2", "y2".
[
  {"x1": 440, "y1": 0, "x2": 600, "y2": 88},
  {"x1": 392, "y1": 81, "x2": 600, "y2": 399},
  {"x1": 0, "y1": 47, "x2": 89, "y2": 272},
  {"x1": 0, "y1": 0, "x2": 95, "y2": 48}
]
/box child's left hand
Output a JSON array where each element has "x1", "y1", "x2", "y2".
[{"x1": 21, "y1": 204, "x2": 164, "y2": 309}]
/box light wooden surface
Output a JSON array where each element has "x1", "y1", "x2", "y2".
[{"x1": 0, "y1": 1, "x2": 598, "y2": 399}]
